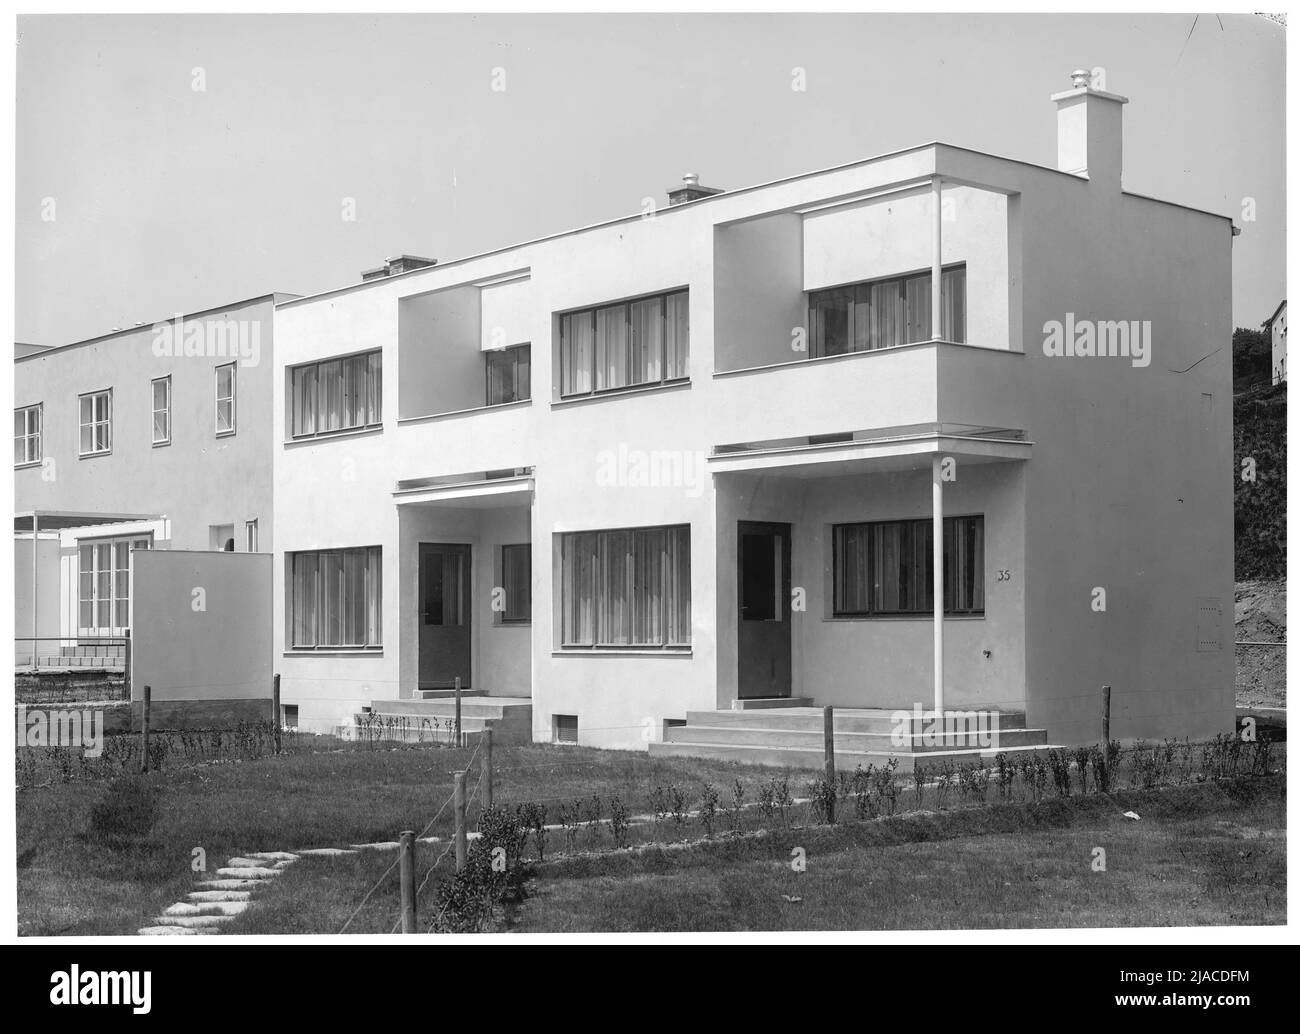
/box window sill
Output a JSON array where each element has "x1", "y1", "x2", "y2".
[
  {"x1": 494, "y1": 620, "x2": 532, "y2": 628},
  {"x1": 824, "y1": 613, "x2": 986, "y2": 622},
  {"x1": 552, "y1": 648, "x2": 693, "y2": 657},
  {"x1": 713, "y1": 340, "x2": 1020, "y2": 378},
  {"x1": 14, "y1": 460, "x2": 42, "y2": 470},
  {"x1": 552, "y1": 378, "x2": 690, "y2": 408},
  {"x1": 152, "y1": 440, "x2": 171, "y2": 449},
  {"x1": 78, "y1": 450, "x2": 112, "y2": 460},
  {"x1": 397, "y1": 399, "x2": 531, "y2": 425},
  {"x1": 285, "y1": 424, "x2": 383, "y2": 446},
  {"x1": 216, "y1": 430, "x2": 236, "y2": 439},
  {"x1": 284, "y1": 648, "x2": 384, "y2": 656}
]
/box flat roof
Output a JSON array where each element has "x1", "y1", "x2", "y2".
[
  {"x1": 277, "y1": 139, "x2": 1233, "y2": 311},
  {"x1": 14, "y1": 292, "x2": 299, "y2": 363}
]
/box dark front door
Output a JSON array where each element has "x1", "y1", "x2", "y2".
[
  {"x1": 419, "y1": 543, "x2": 472, "y2": 690},
  {"x1": 737, "y1": 521, "x2": 792, "y2": 699}
]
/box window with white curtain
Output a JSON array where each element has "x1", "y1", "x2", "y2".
[
  {"x1": 809, "y1": 265, "x2": 966, "y2": 357},
  {"x1": 832, "y1": 514, "x2": 984, "y2": 617},
  {"x1": 78, "y1": 390, "x2": 112, "y2": 456},
  {"x1": 560, "y1": 525, "x2": 691, "y2": 647},
  {"x1": 215, "y1": 364, "x2": 236, "y2": 436},
  {"x1": 486, "y1": 345, "x2": 531, "y2": 405},
  {"x1": 560, "y1": 290, "x2": 688, "y2": 397},
  {"x1": 498, "y1": 543, "x2": 531, "y2": 623},
  {"x1": 14, "y1": 404, "x2": 41, "y2": 465},
  {"x1": 290, "y1": 350, "x2": 382, "y2": 438},
  {"x1": 289, "y1": 546, "x2": 382, "y2": 648}
]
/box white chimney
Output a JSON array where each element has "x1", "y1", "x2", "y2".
[{"x1": 1051, "y1": 68, "x2": 1128, "y2": 189}]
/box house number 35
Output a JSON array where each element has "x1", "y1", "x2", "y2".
[{"x1": 996, "y1": 569, "x2": 1012, "y2": 582}]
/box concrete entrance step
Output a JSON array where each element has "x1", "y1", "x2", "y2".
[
  {"x1": 665, "y1": 723, "x2": 1048, "y2": 752},
  {"x1": 648, "y1": 739, "x2": 1062, "y2": 773},
  {"x1": 733, "y1": 697, "x2": 815, "y2": 710},
  {"x1": 365, "y1": 695, "x2": 533, "y2": 745}
]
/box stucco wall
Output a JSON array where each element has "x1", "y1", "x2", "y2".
[
  {"x1": 131, "y1": 550, "x2": 272, "y2": 718},
  {"x1": 13, "y1": 296, "x2": 277, "y2": 553}
]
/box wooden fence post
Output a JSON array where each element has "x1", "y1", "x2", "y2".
[
  {"x1": 481, "y1": 727, "x2": 494, "y2": 811},
  {"x1": 398, "y1": 830, "x2": 416, "y2": 933},
  {"x1": 454, "y1": 676, "x2": 462, "y2": 747},
  {"x1": 140, "y1": 685, "x2": 152, "y2": 774},
  {"x1": 272, "y1": 673, "x2": 282, "y2": 755},
  {"x1": 823, "y1": 705, "x2": 836, "y2": 823},
  {"x1": 454, "y1": 770, "x2": 468, "y2": 872},
  {"x1": 1101, "y1": 685, "x2": 1111, "y2": 747}
]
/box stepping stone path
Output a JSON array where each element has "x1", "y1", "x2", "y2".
[{"x1": 137, "y1": 852, "x2": 298, "y2": 936}]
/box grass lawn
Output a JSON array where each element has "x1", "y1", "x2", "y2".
[
  {"x1": 16, "y1": 735, "x2": 1286, "y2": 935},
  {"x1": 515, "y1": 777, "x2": 1286, "y2": 931},
  {"x1": 16, "y1": 739, "x2": 799, "y2": 936}
]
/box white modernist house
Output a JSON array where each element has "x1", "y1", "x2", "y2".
[{"x1": 273, "y1": 72, "x2": 1234, "y2": 757}]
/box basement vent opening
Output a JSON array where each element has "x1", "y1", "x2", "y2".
[
  {"x1": 282, "y1": 705, "x2": 299, "y2": 729},
  {"x1": 553, "y1": 714, "x2": 578, "y2": 744}
]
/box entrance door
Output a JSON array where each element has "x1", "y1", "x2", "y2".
[
  {"x1": 418, "y1": 543, "x2": 472, "y2": 689},
  {"x1": 737, "y1": 521, "x2": 791, "y2": 699}
]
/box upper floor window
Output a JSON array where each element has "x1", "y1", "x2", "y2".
[
  {"x1": 290, "y1": 350, "x2": 382, "y2": 439},
  {"x1": 560, "y1": 290, "x2": 688, "y2": 397},
  {"x1": 14, "y1": 404, "x2": 41, "y2": 466},
  {"x1": 486, "y1": 344, "x2": 531, "y2": 406},
  {"x1": 78, "y1": 389, "x2": 112, "y2": 457},
  {"x1": 152, "y1": 376, "x2": 171, "y2": 446},
  {"x1": 832, "y1": 514, "x2": 984, "y2": 617},
  {"x1": 215, "y1": 363, "x2": 236, "y2": 436},
  {"x1": 809, "y1": 265, "x2": 966, "y2": 357}
]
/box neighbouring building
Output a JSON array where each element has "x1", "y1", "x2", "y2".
[
  {"x1": 268, "y1": 70, "x2": 1235, "y2": 756},
  {"x1": 1263, "y1": 298, "x2": 1286, "y2": 384},
  {"x1": 14, "y1": 293, "x2": 291, "y2": 676}
]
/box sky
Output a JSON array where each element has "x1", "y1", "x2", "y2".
[{"x1": 14, "y1": 12, "x2": 1287, "y2": 346}]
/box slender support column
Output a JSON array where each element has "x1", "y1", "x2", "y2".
[
  {"x1": 931, "y1": 177, "x2": 943, "y2": 340},
  {"x1": 932, "y1": 455, "x2": 944, "y2": 716},
  {"x1": 31, "y1": 513, "x2": 39, "y2": 671}
]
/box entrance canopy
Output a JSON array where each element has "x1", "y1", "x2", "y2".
[
  {"x1": 708, "y1": 422, "x2": 1031, "y2": 477},
  {"x1": 393, "y1": 468, "x2": 534, "y2": 509},
  {"x1": 14, "y1": 510, "x2": 163, "y2": 533}
]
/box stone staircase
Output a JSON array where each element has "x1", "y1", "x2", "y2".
[
  {"x1": 360, "y1": 696, "x2": 533, "y2": 746},
  {"x1": 16, "y1": 643, "x2": 125, "y2": 671},
  {"x1": 648, "y1": 706, "x2": 1058, "y2": 772}
]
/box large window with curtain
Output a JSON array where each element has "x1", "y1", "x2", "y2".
[
  {"x1": 560, "y1": 290, "x2": 688, "y2": 397},
  {"x1": 809, "y1": 264, "x2": 966, "y2": 357},
  {"x1": 290, "y1": 350, "x2": 382, "y2": 439},
  {"x1": 289, "y1": 546, "x2": 383, "y2": 648},
  {"x1": 832, "y1": 515, "x2": 984, "y2": 617},
  {"x1": 486, "y1": 344, "x2": 531, "y2": 405},
  {"x1": 559, "y1": 525, "x2": 691, "y2": 647}
]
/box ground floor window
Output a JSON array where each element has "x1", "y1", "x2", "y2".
[
  {"x1": 832, "y1": 514, "x2": 984, "y2": 616},
  {"x1": 559, "y1": 525, "x2": 690, "y2": 647},
  {"x1": 78, "y1": 535, "x2": 151, "y2": 633},
  {"x1": 497, "y1": 543, "x2": 531, "y2": 623},
  {"x1": 290, "y1": 546, "x2": 382, "y2": 648}
]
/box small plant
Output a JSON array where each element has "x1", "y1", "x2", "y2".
[
  {"x1": 607, "y1": 795, "x2": 630, "y2": 848},
  {"x1": 668, "y1": 784, "x2": 688, "y2": 829},
  {"x1": 873, "y1": 759, "x2": 899, "y2": 816},
  {"x1": 933, "y1": 759, "x2": 955, "y2": 810},
  {"x1": 515, "y1": 801, "x2": 548, "y2": 861},
  {"x1": 727, "y1": 779, "x2": 746, "y2": 831},
  {"x1": 585, "y1": 794, "x2": 603, "y2": 843},
  {"x1": 557, "y1": 802, "x2": 579, "y2": 853},
  {"x1": 650, "y1": 785, "x2": 669, "y2": 830},
  {"x1": 88, "y1": 774, "x2": 159, "y2": 844},
  {"x1": 850, "y1": 764, "x2": 876, "y2": 819},
  {"x1": 806, "y1": 776, "x2": 836, "y2": 824},
  {"x1": 698, "y1": 782, "x2": 720, "y2": 835},
  {"x1": 912, "y1": 762, "x2": 927, "y2": 808},
  {"x1": 994, "y1": 752, "x2": 1013, "y2": 800},
  {"x1": 757, "y1": 780, "x2": 777, "y2": 826}
]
